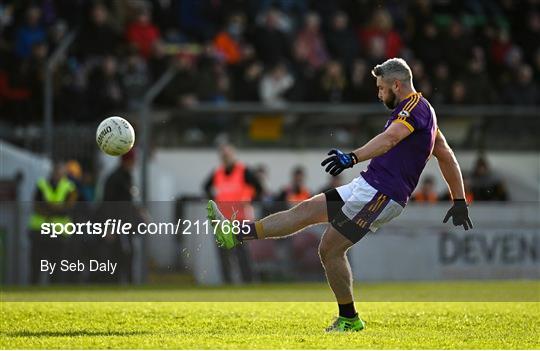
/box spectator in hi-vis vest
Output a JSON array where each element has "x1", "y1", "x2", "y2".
[
  {"x1": 28, "y1": 161, "x2": 77, "y2": 284},
  {"x1": 204, "y1": 143, "x2": 262, "y2": 283}
]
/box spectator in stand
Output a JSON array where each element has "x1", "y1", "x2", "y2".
[
  {"x1": 196, "y1": 44, "x2": 230, "y2": 104},
  {"x1": 147, "y1": 40, "x2": 169, "y2": 81},
  {"x1": 358, "y1": 9, "x2": 403, "y2": 62},
  {"x1": 450, "y1": 80, "x2": 470, "y2": 105},
  {"x1": 253, "y1": 8, "x2": 291, "y2": 66},
  {"x1": 77, "y1": 3, "x2": 120, "y2": 59},
  {"x1": 17, "y1": 41, "x2": 48, "y2": 122},
  {"x1": 490, "y1": 27, "x2": 513, "y2": 67},
  {"x1": 410, "y1": 59, "x2": 432, "y2": 99},
  {"x1": 149, "y1": 0, "x2": 181, "y2": 39},
  {"x1": 346, "y1": 59, "x2": 373, "y2": 102},
  {"x1": 287, "y1": 40, "x2": 317, "y2": 101},
  {"x1": 14, "y1": 6, "x2": 46, "y2": 60},
  {"x1": 431, "y1": 62, "x2": 451, "y2": 105},
  {"x1": 502, "y1": 64, "x2": 538, "y2": 105},
  {"x1": 325, "y1": 11, "x2": 358, "y2": 71},
  {"x1": 213, "y1": 13, "x2": 247, "y2": 65},
  {"x1": 161, "y1": 53, "x2": 199, "y2": 107},
  {"x1": 0, "y1": 1, "x2": 14, "y2": 35},
  {"x1": 444, "y1": 19, "x2": 474, "y2": 73},
  {"x1": 2, "y1": 1, "x2": 540, "y2": 117},
  {"x1": 293, "y1": 12, "x2": 328, "y2": 71},
  {"x1": 234, "y1": 59, "x2": 263, "y2": 101},
  {"x1": 313, "y1": 60, "x2": 347, "y2": 103},
  {"x1": 0, "y1": 42, "x2": 32, "y2": 122},
  {"x1": 407, "y1": 0, "x2": 434, "y2": 38},
  {"x1": 470, "y1": 156, "x2": 509, "y2": 201},
  {"x1": 121, "y1": 49, "x2": 149, "y2": 110},
  {"x1": 412, "y1": 22, "x2": 443, "y2": 69},
  {"x1": 464, "y1": 47, "x2": 496, "y2": 104},
  {"x1": 410, "y1": 59, "x2": 425, "y2": 82},
  {"x1": 255, "y1": 0, "x2": 308, "y2": 31},
  {"x1": 253, "y1": 163, "x2": 272, "y2": 203},
  {"x1": 0, "y1": 38, "x2": 48, "y2": 123},
  {"x1": 259, "y1": 62, "x2": 294, "y2": 106},
  {"x1": 86, "y1": 56, "x2": 124, "y2": 117},
  {"x1": 412, "y1": 176, "x2": 438, "y2": 203},
  {"x1": 125, "y1": 6, "x2": 160, "y2": 59},
  {"x1": 274, "y1": 166, "x2": 310, "y2": 208}
]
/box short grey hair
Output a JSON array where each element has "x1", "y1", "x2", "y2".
[{"x1": 371, "y1": 58, "x2": 413, "y2": 84}]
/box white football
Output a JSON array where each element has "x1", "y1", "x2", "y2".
[{"x1": 96, "y1": 116, "x2": 135, "y2": 156}]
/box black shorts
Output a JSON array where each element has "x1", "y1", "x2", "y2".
[{"x1": 324, "y1": 189, "x2": 371, "y2": 244}]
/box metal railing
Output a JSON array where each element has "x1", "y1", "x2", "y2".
[
  {"x1": 43, "y1": 30, "x2": 78, "y2": 159},
  {"x1": 152, "y1": 102, "x2": 540, "y2": 150}
]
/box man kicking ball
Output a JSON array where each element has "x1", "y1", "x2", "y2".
[{"x1": 207, "y1": 58, "x2": 473, "y2": 332}]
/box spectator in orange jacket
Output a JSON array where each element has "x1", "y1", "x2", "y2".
[
  {"x1": 412, "y1": 175, "x2": 438, "y2": 203},
  {"x1": 213, "y1": 13, "x2": 247, "y2": 65}
]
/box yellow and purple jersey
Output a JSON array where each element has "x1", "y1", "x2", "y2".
[{"x1": 361, "y1": 92, "x2": 437, "y2": 205}]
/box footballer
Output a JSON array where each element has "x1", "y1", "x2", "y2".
[{"x1": 208, "y1": 58, "x2": 473, "y2": 332}]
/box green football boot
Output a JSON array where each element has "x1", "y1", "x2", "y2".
[
  {"x1": 325, "y1": 314, "x2": 365, "y2": 332},
  {"x1": 207, "y1": 200, "x2": 240, "y2": 249}
]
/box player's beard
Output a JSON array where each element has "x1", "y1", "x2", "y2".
[{"x1": 383, "y1": 90, "x2": 399, "y2": 110}]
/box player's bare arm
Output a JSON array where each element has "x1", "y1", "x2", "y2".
[
  {"x1": 321, "y1": 122, "x2": 412, "y2": 175},
  {"x1": 433, "y1": 129, "x2": 474, "y2": 230},
  {"x1": 432, "y1": 129, "x2": 466, "y2": 200},
  {"x1": 352, "y1": 122, "x2": 412, "y2": 162}
]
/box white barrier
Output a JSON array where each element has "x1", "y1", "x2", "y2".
[
  {"x1": 350, "y1": 203, "x2": 539, "y2": 281},
  {"x1": 178, "y1": 202, "x2": 539, "y2": 284}
]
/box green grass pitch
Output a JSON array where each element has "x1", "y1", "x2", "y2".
[{"x1": 1, "y1": 281, "x2": 539, "y2": 349}]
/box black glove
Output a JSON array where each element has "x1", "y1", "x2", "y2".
[
  {"x1": 443, "y1": 199, "x2": 473, "y2": 230},
  {"x1": 321, "y1": 149, "x2": 358, "y2": 176}
]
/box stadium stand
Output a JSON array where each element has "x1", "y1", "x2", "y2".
[{"x1": 0, "y1": 0, "x2": 538, "y2": 125}]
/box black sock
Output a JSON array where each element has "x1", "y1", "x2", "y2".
[
  {"x1": 238, "y1": 222, "x2": 258, "y2": 242},
  {"x1": 338, "y1": 302, "x2": 357, "y2": 318}
]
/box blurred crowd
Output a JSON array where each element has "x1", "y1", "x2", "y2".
[{"x1": 1, "y1": 0, "x2": 539, "y2": 125}]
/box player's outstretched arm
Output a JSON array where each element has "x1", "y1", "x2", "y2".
[
  {"x1": 321, "y1": 123, "x2": 411, "y2": 176},
  {"x1": 352, "y1": 122, "x2": 411, "y2": 163},
  {"x1": 432, "y1": 129, "x2": 473, "y2": 230}
]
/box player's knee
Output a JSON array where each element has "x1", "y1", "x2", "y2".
[
  {"x1": 318, "y1": 240, "x2": 336, "y2": 264},
  {"x1": 318, "y1": 237, "x2": 347, "y2": 265},
  {"x1": 318, "y1": 243, "x2": 329, "y2": 264}
]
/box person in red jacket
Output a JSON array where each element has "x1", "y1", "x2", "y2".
[
  {"x1": 125, "y1": 7, "x2": 160, "y2": 59},
  {"x1": 358, "y1": 9, "x2": 403, "y2": 60},
  {"x1": 203, "y1": 143, "x2": 262, "y2": 283}
]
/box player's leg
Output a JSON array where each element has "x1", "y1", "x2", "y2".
[
  {"x1": 319, "y1": 226, "x2": 365, "y2": 332},
  {"x1": 318, "y1": 226, "x2": 354, "y2": 307},
  {"x1": 208, "y1": 194, "x2": 328, "y2": 248},
  {"x1": 257, "y1": 193, "x2": 328, "y2": 239}
]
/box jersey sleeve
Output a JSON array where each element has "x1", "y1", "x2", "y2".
[{"x1": 392, "y1": 94, "x2": 426, "y2": 132}]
